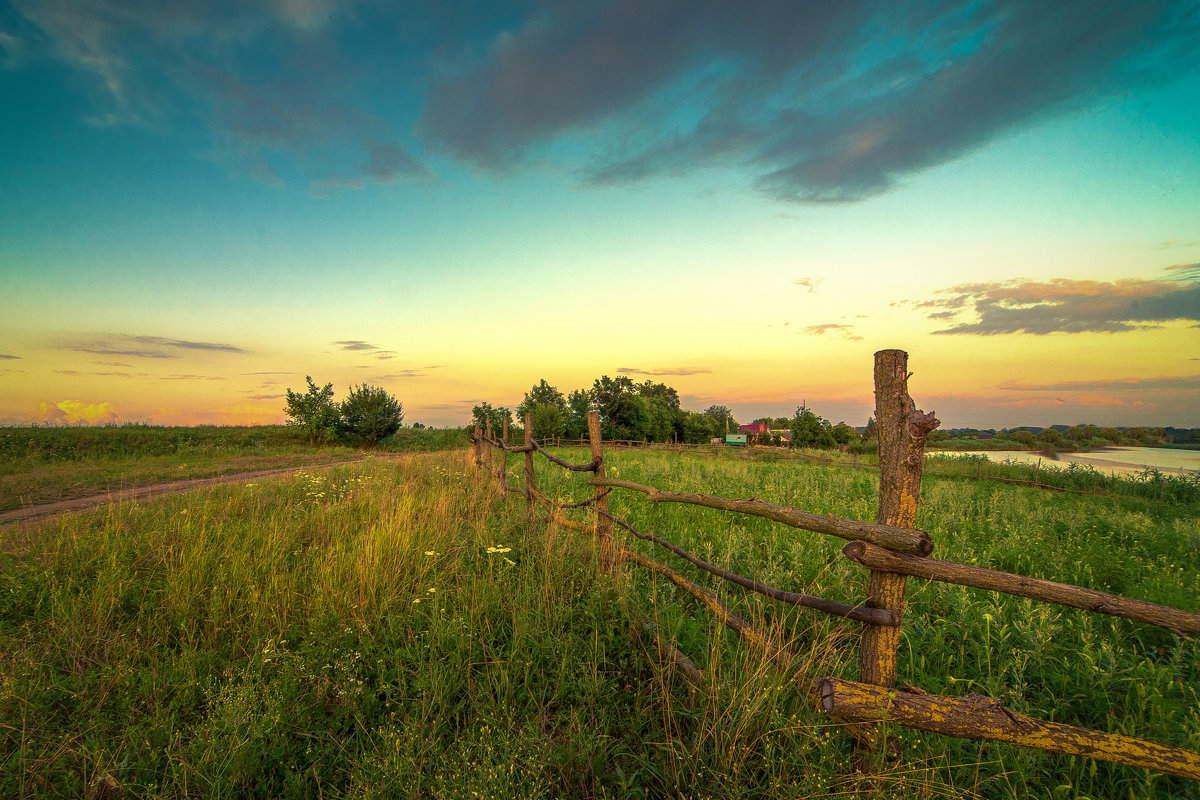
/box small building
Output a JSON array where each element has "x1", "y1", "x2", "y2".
[{"x1": 725, "y1": 434, "x2": 748, "y2": 447}]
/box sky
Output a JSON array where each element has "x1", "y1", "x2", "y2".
[{"x1": 1, "y1": 0, "x2": 1199, "y2": 430}]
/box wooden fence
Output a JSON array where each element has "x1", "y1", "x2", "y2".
[{"x1": 470, "y1": 349, "x2": 1200, "y2": 783}]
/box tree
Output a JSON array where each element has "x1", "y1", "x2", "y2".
[
  {"x1": 471, "y1": 402, "x2": 513, "y2": 436},
  {"x1": 790, "y1": 406, "x2": 837, "y2": 449},
  {"x1": 284, "y1": 376, "x2": 339, "y2": 445},
  {"x1": 518, "y1": 379, "x2": 568, "y2": 439},
  {"x1": 565, "y1": 389, "x2": 592, "y2": 440},
  {"x1": 703, "y1": 405, "x2": 737, "y2": 435},
  {"x1": 830, "y1": 421, "x2": 860, "y2": 446},
  {"x1": 339, "y1": 384, "x2": 403, "y2": 447}
]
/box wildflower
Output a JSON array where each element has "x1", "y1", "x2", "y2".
[
  {"x1": 427, "y1": 587, "x2": 436, "y2": 594},
  {"x1": 424, "y1": 551, "x2": 437, "y2": 556},
  {"x1": 413, "y1": 599, "x2": 421, "y2": 604},
  {"x1": 486, "y1": 545, "x2": 512, "y2": 554}
]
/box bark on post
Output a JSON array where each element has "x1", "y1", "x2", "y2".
[
  {"x1": 857, "y1": 349, "x2": 939, "y2": 768},
  {"x1": 474, "y1": 422, "x2": 482, "y2": 466},
  {"x1": 486, "y1": 419, "x2": 494, "y2": 479},
  {"x1": 523, "y1": 412, "x2": 536, "y2": 510},
  {"x1": 587, "y1": 410, "x2": 613, "y2": 566},
  {"x1": 821, "y1": 678, "x2": 1200, "y2": 780},
  {"x1": 500, "y1": 417, "x2": 510, "y2": 494}
]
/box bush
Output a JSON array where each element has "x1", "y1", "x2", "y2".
[
  {"x1": 339, "y1": 385, "x2": 403, "y2": 447},
  {"x1": 284, "y1": 377, "x2": 339, "y2": 445}
]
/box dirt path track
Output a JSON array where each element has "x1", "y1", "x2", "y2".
[{"x1": 0, "y1": 456, "x2": 392, "y2": 526}]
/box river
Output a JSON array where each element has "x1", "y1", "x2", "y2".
[{"x1": 929, "y1": 446, "x2": 1200, "y2": 476}]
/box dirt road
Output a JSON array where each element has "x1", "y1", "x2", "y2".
[{"x1": 0, "y1": 457, "x2": 386, "y2": 526}]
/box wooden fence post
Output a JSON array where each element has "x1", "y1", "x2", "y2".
[
  {"x1": 857, "y1": 349, "x2": 939, "y2": 768},
  {"x1": 587, "y1": 410, "x2": 612, "y2": 565},
  {"x1": 501, "y1": 416, "x2": 510, "y2": 495},
  {"x1": 486, "y1": 419, "x2": 493, "y2": 479},
  {"x1": 524, "y1": 412, "x2": 536, "y2": 510},
  {"x1": 474, "y1": 422, "x2": 482, "y2": 466}
]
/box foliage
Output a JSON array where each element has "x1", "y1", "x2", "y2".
[
  {"x1": 471, "y1": 402, "x2": 513, "y2": 436},
  {"x1": 2, "y1": 448, "x2": 1197, "y2": 799},
  {"x1": 284, "y1": 376, "x2": 339, "y2": 445},
  {"x1": 338, "y1": 384, "x2": 403, "y2": 447},
  {"x1": 517, "y1": 380, "x2": 568, "y2": 439},
  {"x1": 789, "y1": 406, "x2": 837, "y2": 449}
]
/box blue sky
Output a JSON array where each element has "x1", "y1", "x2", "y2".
[{"x1": 1, "y1": 0, "x2": 1198, "y2": 428}]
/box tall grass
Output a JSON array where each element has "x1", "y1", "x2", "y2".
[{"x1": 2, "y1": 445, "x2": 1197, "y2": 798}]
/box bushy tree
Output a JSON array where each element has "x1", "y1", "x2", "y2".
[
  {"x1": 471, "y1": 402, "x2": 513, "y2": 436},
  {"x1": 339, "y1": 384, "x2": 403, "y2": 447},
  {"x1": 703, "y1": 405, "x2": 737, "y2": 435},
  {"x1": 565, "y1": 389, "x2": 592, "y2": 440},
  {"x1": 518, "y1": 379, "x2": 568, "y2": 439},
  {"x1": 790, "y1": 406, "x2": 837, "y2": 449},
  {"x1": 284, "y1": 376, "x2": 339, "y2": 445}
]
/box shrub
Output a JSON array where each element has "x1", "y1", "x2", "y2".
[
  {"x1": 339, "y1": 384, "x2": 403, "y2": 447},
  {"x1": 284, "y1": 377, "x2": 339, "y2": 445}
]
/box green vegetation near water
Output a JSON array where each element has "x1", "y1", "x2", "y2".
[{"x1": 1, "y1": 433, "x2": 1197, "y2": 798}]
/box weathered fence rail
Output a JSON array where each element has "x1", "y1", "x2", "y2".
[{"x1": 470, "y1": 349, "x2": 1200, "y2": 784}]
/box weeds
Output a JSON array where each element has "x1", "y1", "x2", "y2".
[{"x1": 1, "y1": 443, "x2": 1197, "y2": 798}]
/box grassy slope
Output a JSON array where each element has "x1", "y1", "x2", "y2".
[
  {"x1": 1, "y1": 443, "x2": 1197, "y2": 799},
  {"x1": 0, "y1": 426, "x2": 471, "y2": 511}
]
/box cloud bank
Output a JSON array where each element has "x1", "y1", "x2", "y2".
[
  {"x1": 922, "y1": 277, "x2": 1200, "y2": 335},
  {"x1": 422, "y1": 0, "x2": 1200, "y2": 202},
  {"x1": 9, "y1": 0, "x2": 1197, "y2": 203}
]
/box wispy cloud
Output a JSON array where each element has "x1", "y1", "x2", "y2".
[
  {"x1": 8, "y1": 0, "x2": 430, "y2": 189},
  {"x1": 334, "y1": 339, "x2": 398, "y2": 359},
  {"x1": 999, "y1": 375, "x2": 1200, "y2": 392},
  {"x1": 0, "y1": 354, "x2": 19, "y2": 360},
  {"x1": 63, "y1": 334, "x2": 247, "y2": 358},
  {"x1": 335, "y1": 340, "x2": 379, "y2": 351},
  {"x1": 922, "y1": 275, "x2": 1200, "y2": 335},
  {"x1": 802, "y1": 323, "x2": 862, "y2": 341},
  {"x1": 794, "y1": 278, "x2": 822, "y2": 293},
  {"x1": 617, "y1": 367, "x2": 713, "y2": 376}
]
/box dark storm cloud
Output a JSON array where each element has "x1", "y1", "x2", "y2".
[
  {"x1": 923, "y1": 277, "x2": 1200, "y2": 335},
  {"x1": 422, "y1": 0, "x2": 1199, "y2": 202}
]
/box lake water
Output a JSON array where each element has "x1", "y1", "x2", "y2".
[{"x1": 930, "y1": 446, "x2": 1200, "y2": 476}]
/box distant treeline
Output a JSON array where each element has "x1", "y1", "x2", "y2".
[
  {"x1": 473, "y1": 377, "x2": 866, "y2": 449},
  {"x1": 932, "y1": 425, "x2": 1200, "y2": 451}
]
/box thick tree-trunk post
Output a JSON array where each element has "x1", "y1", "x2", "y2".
[
  {"x1": 523, "y1": 412, "x2": 536, "y2": 510},
  {"x1": 857, "y1": 349, "x2": 940, "y2": 771},
  {"x1": 587, "y1": 410, "x2": 613, "y2": 567},
  {"x1": 474, "y1": 422, "x2": 482, "y2": 466}
]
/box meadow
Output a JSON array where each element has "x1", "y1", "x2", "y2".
[{"x1": 1, "y1": 434, "x2": 1197, "y2": 798}]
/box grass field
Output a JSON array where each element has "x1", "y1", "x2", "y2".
[{"x1": 1, "y1": 433, "x2": 1197, "y2": 798}]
